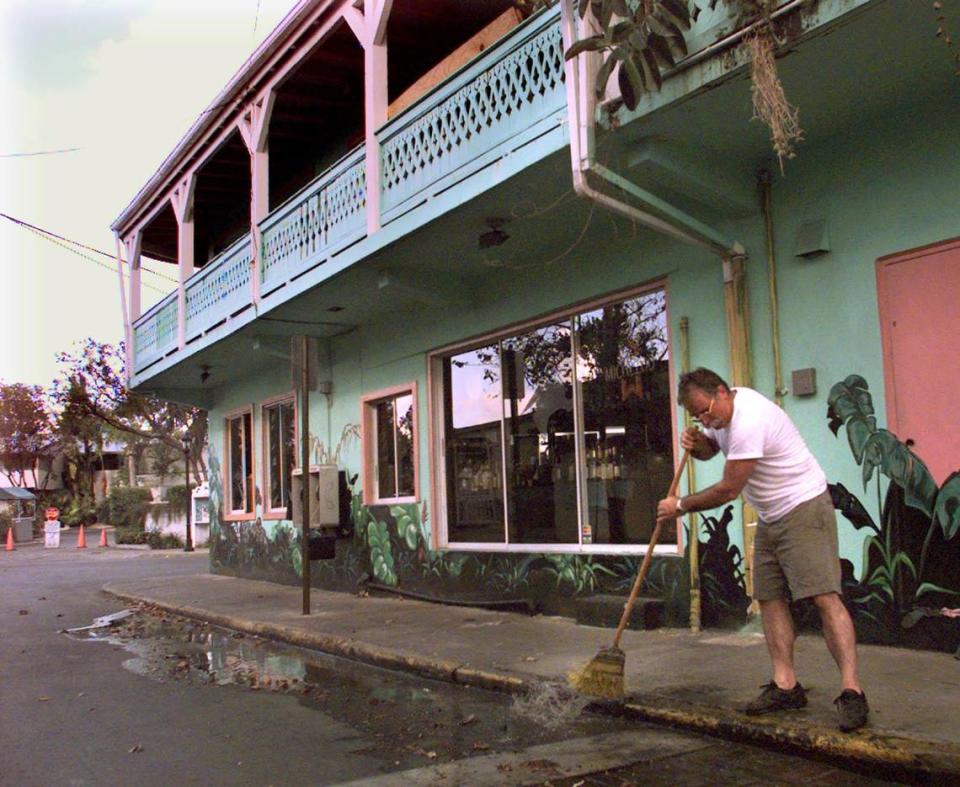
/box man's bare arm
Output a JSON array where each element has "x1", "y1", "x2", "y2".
[{"x1": 656, "y1": 458, "x2": 757, "y2": 522}]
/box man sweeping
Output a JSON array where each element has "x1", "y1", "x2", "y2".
[{"x1": 655, "y1": 368, "x2": 869, "y2": 732}]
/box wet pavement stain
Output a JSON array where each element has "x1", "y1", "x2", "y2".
[{"x1": 64, "y1": 606, "x2": 636, "y2": 770}]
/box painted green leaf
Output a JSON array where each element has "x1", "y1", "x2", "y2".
[
  {"x1": 861, "y1": 430, "x2": 937, "y2": 517},
  {"x1": 826, "y1": 375, "x2": 876, "y2": 459},
  {"x1": 854, "y1": 590, "x2": 891, "y2": 607},
  {"x1": 932, "y1": 471, "x2": 960, "y2": 540},
  {"x1": 829, "y1": 482, "x2": 879, "y2": 534},
  {"x1": 290, "y1": 543, "x2": 302, "y2": 577},
  {"x1": 891, "y1": 551, "x2": 917, "y2": 579},
  {"x1": 915, "y1": 581, "x2": 960, "y2": 599}
]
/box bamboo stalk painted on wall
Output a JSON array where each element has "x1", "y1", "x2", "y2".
[
  {"x1": 722, "y1": 254, "x2": 759, "y2": 611},
  {"x1": 679, "y1": 316, "x2": 701, "y2": 633}
]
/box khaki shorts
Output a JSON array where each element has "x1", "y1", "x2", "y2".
[{"x1": 752, "y1": 490, "x2": 842, "y2": 602}]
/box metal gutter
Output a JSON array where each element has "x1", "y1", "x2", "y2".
[{"x1": 558, "y1": 0, "x2": 743, "y2": 260}]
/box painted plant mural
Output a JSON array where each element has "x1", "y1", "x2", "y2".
[
  {"x1": 827, "y1": 375, "x2": 960, "y2": 654},
  {"x1": 207, "y1": 372, "x2": 960, "y2": 656}
]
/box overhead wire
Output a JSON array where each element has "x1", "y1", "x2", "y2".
[
  {"x1": 0, "y1": 147, "x2": 83, "y2": 159},
  {"x1": 16, "y1": 223, "x2": 167, "y2": 295},
  {"x1": 0, "y1": 211, "x2": 178, "y2": 285}
]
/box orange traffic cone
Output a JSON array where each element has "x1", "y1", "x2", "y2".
[
  {"x1": 5, "y1": 527, "x2": 14, "y2": 551},
  {"x1": 99, "y1": 527, "x2": 108, "y2": 548},
  {"x1": 77, "y1": 524, "x2": 87, "y2": 549}
]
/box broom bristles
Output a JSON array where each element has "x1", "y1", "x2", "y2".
[{"x1": 567, "y1": 646, "x2": 625, "y2": 700}]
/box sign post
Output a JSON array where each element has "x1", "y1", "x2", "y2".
[{"x1": 44, "y1": 508, "x2": 61, "y2": 549}]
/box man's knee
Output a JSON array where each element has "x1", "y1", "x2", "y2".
[{"x1": 810, "y1": 591, "x2": 843, "y2": 610}]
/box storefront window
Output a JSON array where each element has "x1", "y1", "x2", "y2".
[
  {"x1": 502, "y1": 321, "x2": 578, "y2": 544},
  {"x1": 575, "y1": 296, "x2": 674, "y2": 544},
  {"x1": 264, "y1": 398, "x2": 295, "y2": 513},
  {"x1": 226, "y1": 410, "x2": 254, "y2": 515},
  {"x1": 436, "y1": 286, "x2": 672, "y2": 549},
  {"x1": 444, "y1": 344, "x2": 505, "y2": 542}
]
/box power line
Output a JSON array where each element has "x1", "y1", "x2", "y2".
[
  {"x1": 17, "y1": 223, "x2": 167, "y2": 295},
  {"x1": 0, "y1": 147, "x2": 83, "y2": 159},
  {"x1": 0, "y1": 211, "x2": 178, "y2": 284}
]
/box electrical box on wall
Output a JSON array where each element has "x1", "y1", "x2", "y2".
[
  {"x1": 791, "y1": 368, "x2": 817, "y2": 397},
  {"x1": 290, "y1": 465, "x2": 339, "y2": 528}
]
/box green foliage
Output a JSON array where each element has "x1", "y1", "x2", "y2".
[
  {"x1": 366, "y1": 519, "x2": 396, "y2": 585},
  {"x1": 933, "y1": 472, "x2": 960, "y2": 541},
  {"x1": 544, "y1": 554, "x2": 615, "y2": 594},
  {"x1": 829, "y1": 376, "x2": 960, "y2": 632},
  {"x1": 562, "y1": 0, "x2": 691, "y2": 111},
  {"x1": 0, "y1": 508, "x2": 12, "y2": 536},
  {"x1": 100, "y1": 487, "x2": 153, "y2": 529},
  {"x1": 62, "y1": 497, "x2": 97, "y2": 527},
  {"x1": 827, "y1": 375, "x2": 938, "y2": 518},
  {"x1": 163, "y1": 484, "x2": 191, "y2": 518},
  {"x1": 390, "y1": 505, "x2": 420, "y2": 550},
  {"x1": 115, "y1": 528, "x2": 183, "y2": 549}
]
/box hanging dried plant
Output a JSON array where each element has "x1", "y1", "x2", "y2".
[
  {"x1": 745, "y1": 24, "x2": 803, "y2": 171},
  {"x1": 932, "y1": 0, "x2": 960, "y2": 76}
]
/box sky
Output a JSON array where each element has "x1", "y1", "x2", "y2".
[{"x1": 0, "y1": 0, "x2": 297, "y2": 389}]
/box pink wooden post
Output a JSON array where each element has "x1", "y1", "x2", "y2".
[
  {"x1": 238, "y1": 91, "x2": 275, "y2": 305},
  {"x1": 345, "y1": 0, "x2": 392, "y2": 235},
  {"x1": 170, "y1": 175, "x2": 196, "y2": 350},
  {"x1": 125, "y1": 231, "x2": 143, "y2": 322}
]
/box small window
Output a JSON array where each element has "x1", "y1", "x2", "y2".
[
  {"x1": 362, "y1": 385, "x2": 417, "y2": 505},
  {"x1": 225, "y1": 409, "x2": 254, "y2": 516},
  {"x1": 262, "y1": 396, "x2": 296, "y2": 516}
]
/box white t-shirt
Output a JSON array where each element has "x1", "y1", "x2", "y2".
[{"x1": 703, "y1": 387, "x2": 826, "y2": 522}]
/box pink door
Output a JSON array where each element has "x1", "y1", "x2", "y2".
[{"x1": 877, "y1": 238, "x2": 960, "y2": 485}]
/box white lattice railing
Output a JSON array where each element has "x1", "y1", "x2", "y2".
[
  {"x1": 259, "y1": 147, "x2": 367, "y2": 291},
  {"x1": 184, "y1": 234, "x2": 253, "y2": 341},
  {"x1": 133, "y1": 293, "x2": 178, "y2": 372},
  {"x1": 378, "y1": 6, "x2": 565, "y2": 220}
]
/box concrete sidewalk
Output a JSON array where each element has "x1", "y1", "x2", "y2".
[{"x1": 103, "y1": 573, "x2": 960, "y2": 781}]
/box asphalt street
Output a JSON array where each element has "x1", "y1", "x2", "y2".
[{"x1": 0, "y1": 537, "x2": 903, "y2": 786}]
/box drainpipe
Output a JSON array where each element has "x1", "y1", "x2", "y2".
[{"x1": 558, "y1": 0, "x2": 744, "y2": 262}]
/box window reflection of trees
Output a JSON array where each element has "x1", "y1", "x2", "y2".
[{"x1": 442, "y1": 289, "x2": 672, "y2": 547}]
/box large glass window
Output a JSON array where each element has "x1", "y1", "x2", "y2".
[
  {"x1": 226, "y1": 410, "x2": 254, "y2": 515},
  {"x1": 436, "y1": 287, "x2": 673, "y2": 548},
  {"x1": 444, "y1": 344, "x2": 505, "y2": 543},
  {"x1": 362, "y1": 386, "x2": 417, "y2": 504},
  {"x1": 263, "y1": 398, "x2": 295, "y2": 514}
]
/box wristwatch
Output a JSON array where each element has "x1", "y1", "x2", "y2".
[{"x1": 676, "y1": 496, "x2": 686, "y2": 513}]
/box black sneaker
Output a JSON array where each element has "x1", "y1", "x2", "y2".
[
  {"x1": 835, "y1": 689, "x2": 869, "y2": 732},
  {"x1": 744, "y1": 681, "x2": 807, "y2": 715}
]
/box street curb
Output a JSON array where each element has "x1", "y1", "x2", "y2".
[
  {"x1": 101, "y1": 585, "x2": 527, "y2": 695},
  {"x1": 619, "y1": 699, "x2": 960, "y2": 783},
  {"x1": 101, "y1": 586, "x2": 960, "y2": 782}
]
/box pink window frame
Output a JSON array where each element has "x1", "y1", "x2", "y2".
[
  {"x1": 360, "y1": 382, "x2": 419, "y2": 507},
  {"x1": 260, "y1": 391, "x2": 297, "y2": 520},
  {"x1": 223, "y1": 405, "x2": 256, "y2": 522}
]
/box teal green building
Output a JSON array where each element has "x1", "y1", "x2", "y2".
[{"x1": 112, "y1": 0, "x2": 960, "y2": 648}]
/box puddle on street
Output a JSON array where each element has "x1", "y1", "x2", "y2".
[{"x1": 65, "y1": 607, "x2": 634, "y2": 769}]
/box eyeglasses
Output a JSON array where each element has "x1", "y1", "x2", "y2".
[{"x1": 692, "y1": 396, "x2": 716, "y2": 423}]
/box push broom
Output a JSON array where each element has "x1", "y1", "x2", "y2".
[{"x1": 568, "y1": 448, "x2": 691, "y2": 700}]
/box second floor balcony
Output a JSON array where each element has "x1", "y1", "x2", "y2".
[{"x1": 118, "y1": 0, "x2": 865, "y2": 390}]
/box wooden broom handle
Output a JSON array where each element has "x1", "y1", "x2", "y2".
[{"x1": 611, "y1": 448, "x2": 690, "y2": 649}]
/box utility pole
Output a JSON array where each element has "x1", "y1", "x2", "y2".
[{"x1": 298, "y1": 335, "x2": 311, "y2": 615}]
